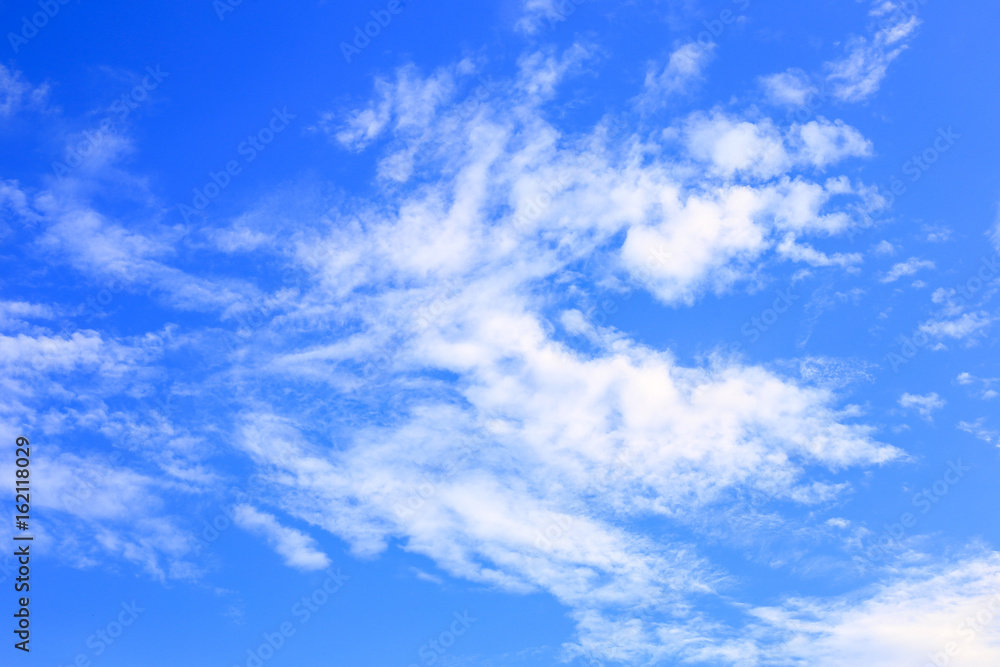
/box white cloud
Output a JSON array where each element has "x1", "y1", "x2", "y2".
[
  {"x1": 898, "y1": 392, "x2": 945, "y2": 419},
  {"x1": 0, "y1": 300, "x2": 57, "y2": 329},
  {"x1": 0, "y1": 330, "x2": 147, "y2": 377},
  {"x1": 210, "y1": 223, "x2": 274, "y2": 253},
  {"x1": 739, "y1": 555, "x2": 1000, "y2": 666},
  {"x1": 514, "y1": 43, "x2": 593, "y2": 99},
  {"x1": 794, "y1": 118, "x2": 873, "y2": 167},
  {"x1": 640, "y1": 42, "x2": 714, "y2": 109},
  {"x1": 0, "y1": 64, "x2": 47, "y2": 118},
  {"x1": 326, "y1": 64, "x2": 456, "y2": 152},
  {"x1": 825, "y1": 5, "x2": 921, "y2": 102},
  {"x1": 873, "y1": 240, "x2": 896, "y2": 255},
  {"x1": 232, "y1": 505, "x2": 331, "y2": 571},
  {"x1": 881, "y1": 257, "x2": 934, "y2": 282},
  {"x1": 681, "y1": 112, "x2": 871, "y2": 179},
  {"x1": 28, "y1": 189, "x2": 259, "y2": 313},
  {"x1": 682, "y1": 111, "x2": 789, "y2": 179},
  {"x1": 924, "y1": 224, "x2": 953, "y2": 243},
  {"x1": 35, "y1": 452, "x2": 163, "y2": 521},
  {"x1": 515, "y1": 0, "x2": 580, "y2": 34},
  {"x1": 0, "y1": 179, "x2": 44, "y2": 237},
  {"x1": 776, "y1": 236, "x2": 863, "y2": 267},
  {"x1": 760, "y1": 69, "x2": 816, "y2": 107},
  {"x1": 919, "y1": 312, "x2": 994, "y2": 341}
]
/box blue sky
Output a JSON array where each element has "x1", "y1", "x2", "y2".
[{"x1": 2, "y1": 0, "x2": 1000, "y2": 664}]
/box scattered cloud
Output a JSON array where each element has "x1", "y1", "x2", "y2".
[
  {"x1": 760, "y1": 69, "x2": 816, "y2": 107},
  {"x1": 956, "y1": 373, "x2": 1000, "y2": 400},
  {"x1": 958, "y1": 419, "x2": 1000, "y2": 447},
  {"x1": 919, "y1": 312, "x2": 994, "y2": 342},
  {"x1": 5, "y1": 3, "x2": 993, "y2": 663},
  {"x1": 899, "y1": 392, "x2": 945, "y2": 419},
  {"x1": 881, "y1": 257, "x2": 934, "y2": 282},
  {"x1": 924, "y1": 224, "x2": 953, "y2": 243},
  {"x1": 873, "y1": 240, "x2": 896, "y2": 256}
]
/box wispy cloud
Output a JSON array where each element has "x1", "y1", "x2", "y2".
[
  {"x1": 0, "y1": 63, "x2": 48, "y2": 118},
  {"x1": 639, "y1": 42, "x2": 714, "y2": 110},
  {"x1": 881, "y1": 257, "x2": 935, "y2": 282},
  {"x1": 825, "y1": 2, "x2": 922, "y2": 102},
  {"x1": 233, "y1": 505, "x2": 331, "y2": 571}
]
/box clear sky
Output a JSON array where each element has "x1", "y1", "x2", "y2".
[{"x1": 2, "y1": 0, "x2": 1000, "y2": 665}]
